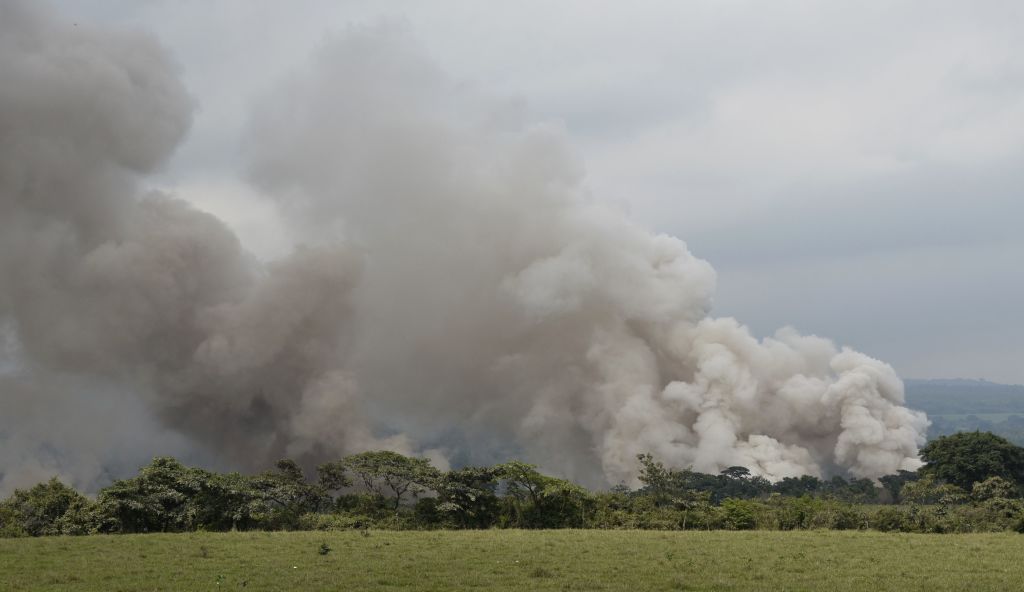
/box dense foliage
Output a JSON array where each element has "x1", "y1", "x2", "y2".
[
  {"x1": 4, "y1": 432, "x2": 1024, "y2": 536},
  {"x1": 920, "y1": 432, "x2": 1024, "y2": 489}
]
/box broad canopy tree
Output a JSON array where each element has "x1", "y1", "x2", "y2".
[
  {"x1": 433, "y1": 466, "x2": 502, "y2": 528},
  {"x1": 319, "y1": 451, "x2": 440, "y2": 512},
  {"x1": 497, "y1": 461, "x2": 593, "y2": 528},
  {"x1": 0, "y1": 478, "x2": 91, "y2": 536},
  {"x1": 920, "y1": 432, "x2": 1024, "y2": 490}
]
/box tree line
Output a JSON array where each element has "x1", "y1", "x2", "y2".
[{"x1": 3, "y1": 431, "x2": 1024, "y2": 537}]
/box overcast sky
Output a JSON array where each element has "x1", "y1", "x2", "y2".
[{"x1": 52, "y1": 0, "x2": 1024, "y2": 384}]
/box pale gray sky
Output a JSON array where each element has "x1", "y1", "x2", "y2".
[{"x1": 53, "y1": 0, "x2": 1024, "y2": 383}]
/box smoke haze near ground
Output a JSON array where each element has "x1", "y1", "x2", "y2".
[{"x1": 0, "y1": 2, "x2": 927, "y2": 494}]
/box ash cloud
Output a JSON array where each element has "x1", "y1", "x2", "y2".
[{"x1": 0, "y1": 3, "x2": 927, "y2": 494}]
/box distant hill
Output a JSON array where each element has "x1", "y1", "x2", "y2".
[
  {"x1": 904, "y1": 378, "x2": 1024, "y2": 445},
  {"x1": 905, "y1": 378, "x2": 1024, "y2": 415}
]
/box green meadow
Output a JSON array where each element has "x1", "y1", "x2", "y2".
[{"x1": 3, "y1": 530, "x2": 1022, "y2": 592}]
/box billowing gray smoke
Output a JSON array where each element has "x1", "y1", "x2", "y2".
[{"x1": 0, "y1": 2, "x2": 928, "y2": 494}]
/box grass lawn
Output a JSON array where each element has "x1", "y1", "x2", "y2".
[{"x1": 2, "y1": 530, "x2": 1022, "y2": 591}]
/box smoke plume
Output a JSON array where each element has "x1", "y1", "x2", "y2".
[{"x1": 0, "y1": 2, "x2": 927, "y2": 494}]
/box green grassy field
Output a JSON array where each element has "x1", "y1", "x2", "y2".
[{"x1": 2, "y1": 530, "x2": 1022, "y2": 591}]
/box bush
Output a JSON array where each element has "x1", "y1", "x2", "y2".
[
  {"x1": 870, "y1": 506, "x2": 911, "y2": 532},
  {"x1": 972, "y1": 477, "x2": 1019, "y2": 502},
  {"x1": 830, "y1": 504, "x2": 867, "y2": 530},
  {"x1": 298, "y1": 511, "x2": 418, "y2": 531},
  {"x1": 0, "y1": 505, "x2": 28, "y2": 538},
  {"x1": 720, "y1": 499, "x2": 757, "y2": 530},
  {"x1": 299, "y1": 513, "x2": 374, "y2": 531},
  {"x1": 0, "y1": 478, "x2": 93, "y2": 536}
]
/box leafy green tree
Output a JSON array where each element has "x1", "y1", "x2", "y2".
[
  {"x1": 720, "y1": 498, "x2": 757, "y2": 530},
  {"x1": 324, "y1": 451, "x2": 439, "y2": 512},
  {"x1": 497, "y1": 461, "x2": 593, "y2": 528},
  {"x1": 434, "y1": 466, "x2": 501, "y2": 528},
  {"x1": 899, "y1": 475, "x2": 967, "y2": 505},
  {"x1": 822, "y1": 476, "x2": 880, "y2": 503},
  {"x1": 720, "y1": 466, "x2": 751, "y2": 480},
  {"x1": 920, "y1": 432, "x2": 1024, "y2": 489},
  {"x1": 250, "y1": 459, "x2": 329, "y2": 528},
  {"x1": 0, "y1": 503, "x2": 26, "y2": 537},
  {"x1": 773, "y1": 475, "x2": 821, "y2": 497},
  {"x1": 879, "y1": 470, "x2": 918, "y2": 503},
  {"x1": 636, "y1": 454, "x2": 772, "y2": 504},
  {"x1": 198, "y1": 471, "x2": 266, "y2": 531},
  {"x1": 636, "y1": 453, "x2": 672, "y2": 506},
  {"x1": 538, "y1": 476, "x2": 594, "y2": 528},
  {"x1": 316, "y1": 461, "x2": 353, "y2": 493},
  {"x1": 93, "y1": 457, "x2": 208, "y2": 533},
  {"x1": 94, "y1": 457, "x2": 295, "y2": 533},
  {"x1": 715, "y1": 467, "x2": 771, "y2": 500},
  {"x1": 496, "y1": 460, "x2": 547, "y2": 524},
  {"x1": 0, "y1": 478, "x2": 92, "y2": 536},
  {"x1": 675, "y1": 489, "x2": 714, "y2": 530},
  {"x1": 971, "y1": 476, "x2": 1019, "y2": 502}
]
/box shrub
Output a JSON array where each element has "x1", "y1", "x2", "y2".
[
  {"x1": 829, "y1": 504, "x2": 867, "y2": 530},
  {"x1": 298, "y1": 511, "x2": 417, "y2": 531},
  {"x1": 1, "y1": 478, "x2": 93, "y2": 536},
  {"x1": 869, "y1": 507, "x2": 907, "y2": 532},
  {"x1": 0, "y1": 505, "x2": 27, "y2": 538},
  {"x1": 972, "y1": 477, "x2": 1019, "y2": 502},
  {"x1": 720, "y1": 499, "x2": 757, "y2": 530}
]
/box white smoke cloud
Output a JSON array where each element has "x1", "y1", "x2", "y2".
[{"x1": 0, "y1": 4, "x2": 927, "y2": 494}]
